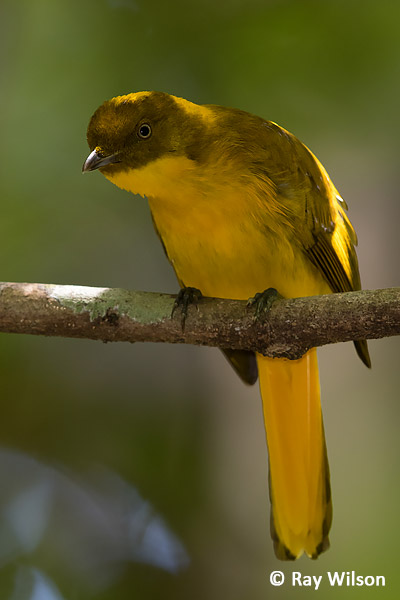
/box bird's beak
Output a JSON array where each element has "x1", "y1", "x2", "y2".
[{"x1": 82, "y1": 149, "x2": 120, "y2": 172}]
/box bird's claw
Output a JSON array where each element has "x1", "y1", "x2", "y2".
[
  {"x1": 247, "y1": 288, "x2": 281, "y2": 320},
  {"x1": 172, "y1": 287, "x2": 203, "y2": 331}
]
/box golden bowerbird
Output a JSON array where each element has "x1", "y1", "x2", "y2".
[{"x1": 83, "y1": 92, "x2": 370, "y2": 560}]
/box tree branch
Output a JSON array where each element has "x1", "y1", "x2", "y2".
[{"x1": 0, "y1": 283, "x2": 398, "y2": 359}]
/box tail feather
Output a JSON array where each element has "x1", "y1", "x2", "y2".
[{"x1": 257, "y1": 349, "x2": 332, "y2": 560}]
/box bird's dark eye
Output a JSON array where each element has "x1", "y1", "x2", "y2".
[{"x1": 138, "y1": 123, "x2": 152, "y2": 139}]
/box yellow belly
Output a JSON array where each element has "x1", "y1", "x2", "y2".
[{"x1": 148, "y1": 193, "x2": 329, "y2": 300}]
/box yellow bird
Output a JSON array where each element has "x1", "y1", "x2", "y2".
[{"x1": 83, "y1": 91, "x2": 370, "y2": 560}]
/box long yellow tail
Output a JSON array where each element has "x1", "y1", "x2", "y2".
[{"x1": 257, "y1": 349, "x2": 332, "y2": 560}]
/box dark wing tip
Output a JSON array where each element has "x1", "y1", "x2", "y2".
[
  {"x1": 221, "y1": 349, "x2": 258, "y2": 385},
  {"x1": 354, "y1": 340, "x2": 372, "y2": 369}
]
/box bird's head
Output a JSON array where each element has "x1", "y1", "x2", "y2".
[{"x1": 83, "y1": 91, "x2": 213, "y2": 197}]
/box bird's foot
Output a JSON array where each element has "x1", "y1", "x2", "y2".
[
  {"x1": 172, "y1": 287, "x2": 203, "y2": 331},
  {"x1": 247, "y1": 288, "x2": 281, "y2": 320}
]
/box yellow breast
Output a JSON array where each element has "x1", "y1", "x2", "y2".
[{"x1": 106, "y1": 155, "x2": 329, "y2": 300}]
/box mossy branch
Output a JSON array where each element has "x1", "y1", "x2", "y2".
[{"x1": 0, "y1": 283, "x2": 398, "y2": 359}]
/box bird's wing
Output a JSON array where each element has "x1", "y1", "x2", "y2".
[{"x1": 258, "y1": 122, "x2": 370, "y2": 367}]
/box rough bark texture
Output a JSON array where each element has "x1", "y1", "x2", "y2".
[{"x1": 0, "y1": 282, "x2": 399, "y2": 359}]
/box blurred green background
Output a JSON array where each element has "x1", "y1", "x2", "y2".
[{"x1": 0, "y1": 0, "x2": 399, "y2": 597}]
